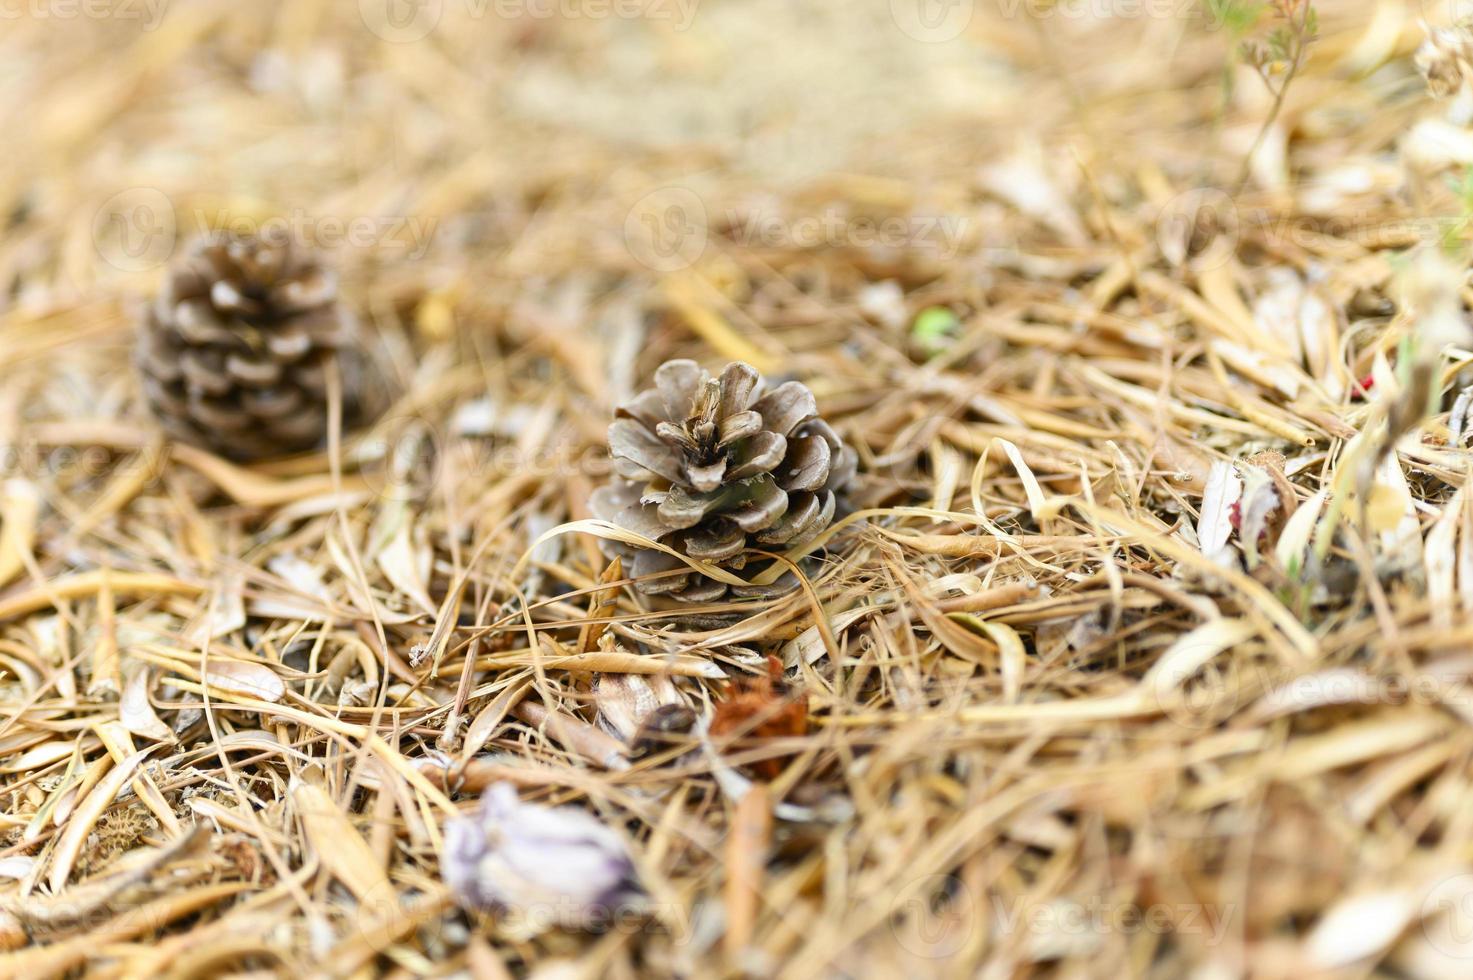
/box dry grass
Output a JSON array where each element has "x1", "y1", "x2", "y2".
[{"x1": 3, "y1": 1, "x2": 1473, "y2": 977}]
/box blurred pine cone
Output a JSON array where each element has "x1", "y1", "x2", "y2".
[
  {"x1": 590, "y1": 360, "x2": 856, "y2": 602},
  {"x1": 135, "y1": 232, "x2": 388, "y2": 461}
]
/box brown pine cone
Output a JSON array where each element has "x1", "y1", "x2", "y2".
[
  {"x1": 590, "y1": 360, "x2": 856, "y2": 602},
  {"x1": 135, "y1": 232, "x2": 388, "y2": 461}
]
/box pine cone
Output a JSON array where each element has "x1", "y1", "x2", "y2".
[
  {"x1": 135, "y1": 232, "x2": 387, "y2": 461},
  {"x1": 590, "y1": 360, "x2": 856, "y2": 602}
]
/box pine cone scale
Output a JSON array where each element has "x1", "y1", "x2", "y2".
[
  {"x1": 717, "y1": 362, "x2": 761, "y2": 416},
  {"x1": 754, "y1": 382, "x2": 817, "y2": 434},
  {"x1": 654, "y1": 360, "x2": 705, "y2": 420},
  {"x1": 685, "y1": 522, "x2": 744, "y2": 560},
  {"x1": 727, "y1": 479, "x2": 788, "y2": 532},
  {"x1": 226, "y1": 354, "x2": 282, "y2": 386},
  {"x1": 726, "y1": 431, "x2": 786, "y2": 480},
  {"x1": 780, "y1": 436, "x2": 830, "y2": 491},
  {"x1": 609, "y1": 418, "x2": 685, "y2": 483}
]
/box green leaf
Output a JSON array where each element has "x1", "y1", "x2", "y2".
[
  {"x1": 1267, "y1": 26, "x2": 1291, "y2": 60},
  {"x1": 911, "y1": 307, "x2": 960, "y2": 355},
  {"x1": 1208, "y1": 0, "x2": 1262, "y2": 36}
]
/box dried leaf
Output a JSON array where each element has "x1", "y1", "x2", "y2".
[
  {"x1": 710, "y1": 656, "x2": 808, "y2": 780},
  {"x1": 119, "y1": 665, "x2": 174, "y2": 742},
  {"x1": 203, "y1": 659, "x2": 286, "y2": 702},
  {"x1": 48, "y1": 747, "x2": 156, "y2": 892},
  {"x1": 0, "y1": 479, "x2": 39, "y2": 589},
  {"x1": 291, "y1": 773, "x2": 391, "y2": 903}
]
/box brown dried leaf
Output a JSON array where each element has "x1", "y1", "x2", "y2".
[{"x1": 709, "y1": 656, "x2": 808, "y2": 780}]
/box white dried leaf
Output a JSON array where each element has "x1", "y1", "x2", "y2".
[
  {"x1": 377, "y1": 519, "x2": 436, "y2": 616},
  {"x1": 1370, "y1": 452, "x2": 1422, "y2": 564},
  {"x1": 1143, "y1": 619, "x2": 1256, "y2": 704},
  {"x1": 0, "y1": 856, "x2": 34, "y2": 880},
  {"x1": 267, "y1": 554, "x2": 332, "y2": 601},
  {"x1": 1236, "y1": 465, "x2": 1282, "y2": 569},
  {"x1": 976, "y1": 146, "x2": 1085, "y2": 246},
  {"x1": 1197, "y1": 461, "x2": 1242, "y2": 567},
  {"x1": 203, "y1": 659, "x2": 286, "y2": 703},
  {"x1": 1402, "y1": 118, "x2": 1473, "y2": 171},
  {"x1": 1275, "y1": 489, "x2": 1327, "y2": 579},
  {"x1": 857, "y1": 280, "x2": 906, "y2": 331},
  {"x1": 452, "y1": 398, "x2": 499, "y2": 437},
  {"x1": 1427, "y1": 483, "x2": 1466, "y2": 630},
  {"x1": 594, "y1": 672, "x2": 680, "y2": 743},
  {"x1": 1297, "y1": 162, "x2": 1394, "y2": 215},
  {"x1": 119, "y1": 665, "x2": 174, "y2": 743},
  {"x1": 1254, "y1": 268, "x2": 1308, "y2": 363},
  {"x1": 1306, "y1": 889, "x2": 1415, "y2": 968}
]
